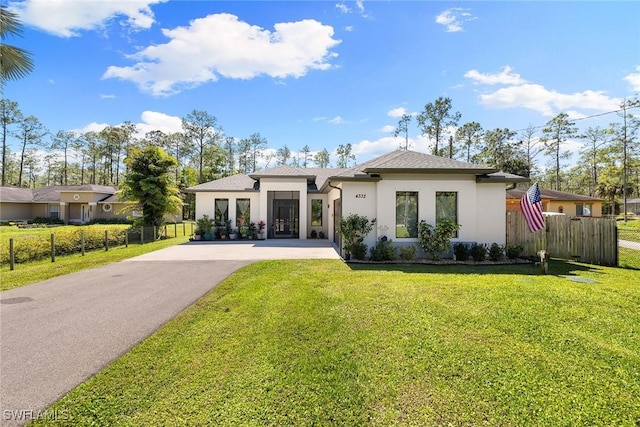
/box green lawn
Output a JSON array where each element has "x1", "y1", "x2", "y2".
[{"x1": 32, "y1": 260, "x2": 640, "y2": 426}]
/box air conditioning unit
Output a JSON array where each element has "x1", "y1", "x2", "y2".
[{"x1": 102, "y1": 203, "x2": 112, "y2": 212}]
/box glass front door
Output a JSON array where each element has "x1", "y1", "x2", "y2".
[{"x1": 273, "y1": 199, "x2": 299, "y2": 238}]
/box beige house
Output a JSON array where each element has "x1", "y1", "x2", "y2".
[
  {"x1": 506, "y1": 187, "x2": 603, "y2": 218},
  {"x1": 0, "y1": 185, "x2": 134, "y2": 224},
  {"x1": 187, "y1": 150, "x2": 528, "y2": 251}
]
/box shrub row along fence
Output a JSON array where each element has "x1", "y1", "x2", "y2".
[
  {"x1": 2, "y1": 222, "x2": 195, "y2": 271},
  {"x1": 506, "y1": 212, "x2": 618, "y2": 266}
]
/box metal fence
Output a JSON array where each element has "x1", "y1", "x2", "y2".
[{"x1": 618, "y1": 228, "x2": 640, "y2": 269}]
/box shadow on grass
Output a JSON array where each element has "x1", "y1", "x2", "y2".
[{"x1": 345, "y1": 259, "x2": 604, "y2": 277}]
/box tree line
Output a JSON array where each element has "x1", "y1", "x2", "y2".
[
  {"x1": 394, "y1": 96, "x2": 639, "y2": 214},
  {"x1": 1, "y1": 95, "x2": 638, "y2": 214}
]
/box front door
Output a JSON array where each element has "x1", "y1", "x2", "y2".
[
  {"x1": 273, "y1": 199, "x2": 299, "y2": 238},
  {"x1": 81, "y1": 205, "x2": 90, "y2": 223}
]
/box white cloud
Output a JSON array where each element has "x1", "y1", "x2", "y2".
[
  {"x1": 464, "y1": 66, "x2": 526, "y2": 86},
  {"x1": 329, "y1": 116, "x2": 345, "y2": 124},
  {"x1": 100, "y1": 94, "x2": 116, "y2": 99},
  {"x1": 335, "y1": 3, "x2": 349, "y2": 14},
  {"x1": 10, "y1": 0, "x2": 165, "y2": 37},
  {"x1": 465, "y1": 66, "x2": 622, "y2": 116},
  {"x1": 335, "y1": 1, "x2": 366, "y2": 16},
  {"x1": 387, "y1": 107, "x2": 407, "y2": 118},
  {"x1": 344, "y1": 25, "x2": 354, "y2": 32},
  {"x1": 478, "y1": 83, "x2": 621, "y2": 116},
  {"x1": 137, "y1": 111, "x2": 182, "y2": 135},
  {"x1": 435, "y1": 8, "x2": 477, "y2": 33},
  {"x1": 379, "y1": 125, "x2": 395, "y2": 133},
  {"x1": 103, "y1": 14, "x2": 341, "y2": 96},
  {"x1": 624, "y1": 66, "x2": 640, "y2": 91},
  {"x1": 70, "y1": 122, "x2": 110, "y2": 134}
]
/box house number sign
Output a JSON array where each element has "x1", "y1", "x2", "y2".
[{"x1": 355, "y1": 194, "x2": 366, "y2": 198}]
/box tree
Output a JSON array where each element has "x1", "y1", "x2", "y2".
[
  {"x1": 474, "y1": 128, "x2": 529, "y2": 177},
  {"x1": 610, "y1": 97, "x2": 640, "y2": 219},
  {"x1": 50, "y1": 130, "x2": 75, "y2": 185},
  {"x1": 578, "y1": 126, "x2": 610, "y2": 196},
  {"x1": 0, "y1": 98, "x2": 22, "y2": 185},
  {"x1": 393, "y1": 114, "x2": 412, "y2": 150},
  {"x1": 237, "y1": 137, "x2": 252, "y2": 174},
  {"x1": 182, "y1": 110, "x2": 222, "y2": 183},
  {"x1": 336, "y1": 143, "x2": 356, "y2": 168},
  {"x1": 248, "y1": 133, "x2": 267, "y2": 172},
  {"x1": 0, "y1": 5, "x2": 34, "y2": 83},
  {"x1": 300, "y1": 144, "x2": 312, "y2": 168},
  {"x1": 541, "y1": 113, "x2": 577, "y2": 191},
  {"x1": 118, "y1": 146, "x2": 181, "y2": 227},
  {"x1": 417, "y1": 97, "x2": 461, "y2": 157},
  {"x1": 520, "y1": 124, "x2": 544, "y2": 175},
  {"x1": 222, "y1": 136, "x2": 236, "y2": 176},
  {"x1": 16, "y1": 116, "x2": 46, "y2": 187},
  {"x1": 276, "y1": 145, "x2": 291, "y2": 166},
  {"x1": 314, "y1": 148, "x2": 330, "y2": 168},
  {"x1": 455, "y1": 121, "x2": 483, "y2": 162}
]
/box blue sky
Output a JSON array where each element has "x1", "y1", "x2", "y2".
[{"x1": 4, "y1": 0, "x2": 640, "y2": 167}]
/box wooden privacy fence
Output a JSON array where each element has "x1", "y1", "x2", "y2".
[{"x1": 506, "y1": 212, "x2": 618, "y2": 266}]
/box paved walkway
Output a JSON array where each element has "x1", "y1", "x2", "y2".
[
  {"x1": 0, "y1": 240, "x2": 340, "y2": 426},
  {"x1": 619, "y1": 239, "x2": 640, "y2": 250}
]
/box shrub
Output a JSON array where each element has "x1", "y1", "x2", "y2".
[
  {"x1": 398, "y1": 245, "x2": 417, "y2": 261},
  {"x1": 310, "y1": 229, "x2": 318, "y2": 239},
  {"x1": 488, "y1": 243, "x2": 504, "y2": 261},
  {"x1": 369, "y1": 239, "x2": 397, "y2": 261},
  {"x1": 350, "y1": 242, "x2": 368, "y2": 260},
  {"x1": 340, "y1": 214, "x2": 376, "y2": 257},
  {"x1": 29, "y1": 217, "x2": 64, "y2": 225},
  {"x1": 470, "y1": 243, "x2": 487, "y2": 262},
  {"x1": 506, "y1": 244, "x2": 524, "y2": 259},
  {"x1": 453, "y1": 242, "x2": 470, "y2": 261},
  {"x1": 417, "y1": 220, "x2": 461, "y2": 260},
  {"x1": 89, "y1": 218, "x2": 134, "y2": 225}
]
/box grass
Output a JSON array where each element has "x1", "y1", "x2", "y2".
[
  {"x1": 0, "y1": 235, "x2": 190, "y2": 291},
  {"x1": 32, "y1": 259, "x2": 640, "y2": 426}
]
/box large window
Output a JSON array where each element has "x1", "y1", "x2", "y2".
[
  {"x1": 215, "y1": 199, "x2": 228, "y2": 224},
  {"x1": 436, "y1": 191, "x2": 458, "y2": 237},
  {"x1": 576, "y1": 203, "x2": 592, "y2": 216},
  {"x1": 311, "y1": 199, "x2": 323, "y2": 226},
  {"x1": 236, "y1": 199, "x2": 250, "y2": 228},
  {"x1": 396, "y1": 191, "x2": 418, "y2": 238}
]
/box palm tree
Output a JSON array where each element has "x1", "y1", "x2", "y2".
[{"x1": 0, "y1": 5, "x2": 34, "y2": 83}]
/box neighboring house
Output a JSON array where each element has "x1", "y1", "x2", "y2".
[
  {"x1": 626, "y1": 198, "x2": 640, "y2": 215},
  {"x1": 506, "y1": 187, "x2": 603, "y2": 217},
  {"x1": 186, "y1": 150, "x2": 528, "y2": 251},
  {"x1": 0, "y1": 185, "x2": 135, "y2": 224}
]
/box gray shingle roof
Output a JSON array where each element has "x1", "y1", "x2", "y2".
[
  {"x1": 185, "y1": 174, "x2": 258, "y2": 192},
  {"x1": 333, "y1": 150, "x2": 497, "y2": 178},
  {"x1": 1, "y1": 185, "x2": 116, "y2": 202}
]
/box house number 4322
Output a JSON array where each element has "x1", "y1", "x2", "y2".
[{"x1": 355, "y1": 194, "x2": 366, "y2": 198}]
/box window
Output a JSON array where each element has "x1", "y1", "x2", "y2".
[
  {"x1": 49, "y1": 204, "x2": 60, "y2": 219},
  {"x1": 396, "y1": 192, "x2": 418, "y2": 238},
  {"x1": 436, "y1": 192, "x2": 458, "y2": 237},
  {"x1": 236, "y1": 199, "x2": 250, "y2": 228},
  {"x1": 215, "y1": 199, "x2": 229, "y2": 224},
  {"x1": 576, "y1": 204, "x2": 592, "y2": 216},
  {"x1": 311, "y1": 199, "x2": 323, "y2": 226}
]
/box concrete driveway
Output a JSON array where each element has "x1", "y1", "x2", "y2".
[{"x1": 0, "y1": 239, "x2": 340, "y2": 426}]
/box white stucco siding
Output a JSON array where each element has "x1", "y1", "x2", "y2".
[
  {"x1": 341, "y1": 181, "x2": 378, "y2": 248},
  {"x1": 475, "y1": 183, "x2": 507, "y2": 245},
  {"x1": 306, "y1": 194, "x2": 328, "y2": 238},
  {"x1": 194, "y1": 192, "x2": 260, "y2": 227}
]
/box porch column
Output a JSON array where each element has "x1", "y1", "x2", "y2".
[
  {"x1": 59, "y1": 202, "x2": 67, "y2": 224},
  {"x1": 259, "y1": 189, "x2": 268, "y2": 240},
  {"x1": 299, "y1": 187, "x2": 308, "y2": 240}
]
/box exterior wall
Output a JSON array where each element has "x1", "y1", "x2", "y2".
[
  {"x1": 340, "y1": 175, "x2": 507, "y2": 250},
  {"x1": 547, "y1": 200, "x2": 602, "y2": 217},
  {"x1": 59, "y1": 191, "x2": 112, "y2": 204},
  {"x1": 475, "y1": 183, "x2": 507, "y2": 245},
  {"x1": 326, "y1": 186, "x2": 341, "y2": 245},
  {"x1": 94, "y1": 203, "x2": 132, "y2": 221},
  {"x1": 0, "y1": 203, "x2": 33, "y2": 221},
  {"x1": 194, "y1": 191, "x2": 261, "y2": 229}
]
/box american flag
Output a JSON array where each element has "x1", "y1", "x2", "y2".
[{"x1": 520, "y1": 183, "x2": 545, "y2": 232}]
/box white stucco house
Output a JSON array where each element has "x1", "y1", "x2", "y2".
[{"x1": 185, "y1": 150, "x2": 528, "y2": 254}]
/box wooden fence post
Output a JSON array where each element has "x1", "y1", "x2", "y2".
[
  {"x1": 141, "y1": 227, "x2": 144, "y2": 244},
  {"x1": 51, "y1": 233, "x2": 56, "y2": 263},
  {"x1": 125, "y1": 230, "x2": 128, "y2": 248},
  {"x1": 9, "y1": 238, "x2": 15, "y2": 271},
  {"x1": 174, "y1": 222, "x2": 177, "y2": 238},
  {"x1": 105, "y1": 230, "x2": 109, "y2": 251}
]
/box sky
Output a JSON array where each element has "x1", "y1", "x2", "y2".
[{"x1": 3, "y1": 0, "x2": 640, "y2": 168}]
